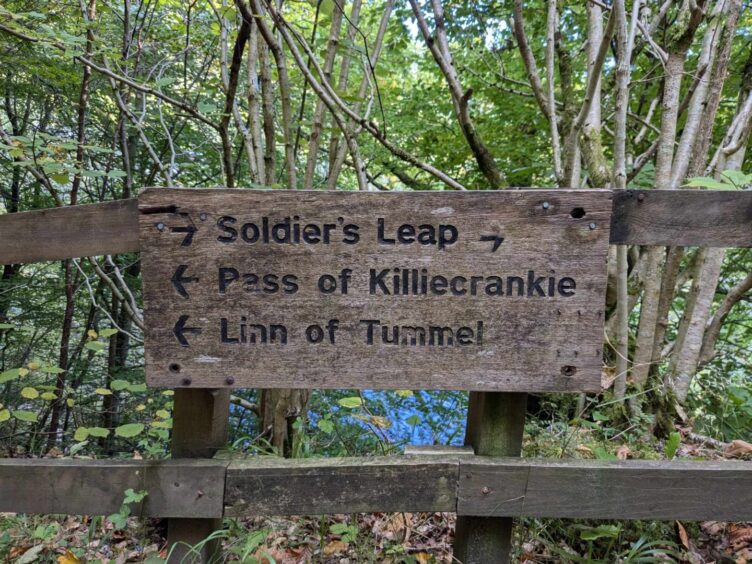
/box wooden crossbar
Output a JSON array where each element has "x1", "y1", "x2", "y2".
[
  {"x1": 1, "y1": 190, "x2": 750, "y2": 264},
  {"x1": 2, "y1": 455, "x2": 750, "y2": 522}
]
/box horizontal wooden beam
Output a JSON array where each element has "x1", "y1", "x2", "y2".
[
  {"x1": 0, "y1": 459, "x2": 226, "y2": 518},
  {"x1": 1, "y1": 455, "x2": 750, "y2": 521},
  {"x1": 1, "y1": 190, "x2": 750, "y2": 265},
  {"x1": 224, "y1": 455, "x2": 458, "y2": 517},
  {"x1": 458, "y1": 457, "x2": 752, "y2": 521},
  {"x1": 610, "y1": 189, "x2": 752, "y2": 247},
  {"x1": 225, "y1": 455, "x2": 752, "y2": 521},
  {"x1": 0, "y1": 198, "x2": 139, "y2": 264}
]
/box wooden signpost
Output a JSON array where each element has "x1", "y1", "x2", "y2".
[{"x1": 138, "y1": 188, "x2": 612, "y2": 392}]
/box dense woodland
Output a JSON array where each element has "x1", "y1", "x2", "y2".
[{"x1": 1, "y1": 0, "x2": 751, "y2": 561}]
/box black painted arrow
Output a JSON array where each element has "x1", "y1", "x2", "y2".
[
  {"x1": 480, "y1": 234, "x2": 505, "y2": 252},
  {"x1": 173, "y1": 315, "x2": 201, "y2": 347},
  {"x1": 171, "y1": 265, "x2": 199, "y2": 299},
  {"x1": 171, "y1": 224, "x2": 197, "y2": 246}
]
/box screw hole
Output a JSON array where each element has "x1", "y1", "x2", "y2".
[
  {"x1": 561, "y1": 365, "x2": 577, "y2": 377},
  {"x1": 169, "y1": 363, "x2": 181, "y2": 373},
  {"x1": 570, "y1": 207, "x2": 586, "y2": 219}
]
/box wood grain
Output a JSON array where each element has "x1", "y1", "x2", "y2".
[
  {"x1": 225, "y1": 455, "x2": 458, "y2": 516},
  {"x1": 458, "y1": 457, "x2": 752, "y2": 520},
  {"x1": 610, "y1": 189, "x2": 752, "y2": 247},
  {"x1": 0, "y1": 459, "x2": 226, "y2": 518},
  {"x1": 1, "y1": 190, "x2": 750, "y2": 266},
  {"x1": 0, "y1": 199, "x2": 139, "y2": 264},
  {"x1": 138, "y1": 188, "x2": 612, "y2": 391}
]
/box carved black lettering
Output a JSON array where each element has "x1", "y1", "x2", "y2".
[
  {"x1": 218, "y1": 267, "x2": 239, "y2": 294},
  {"x1": 370, "y1": 269, "x2": 390, "y2": 294},
  {"x1": 241, "y1": 222, "x2": 260, "y2": 243},
  {"x1": 527, "y1": 270, "x2": 547, "y2": 297},
  {"x1": 216, "y1": 216, "x2": 237, "y2": 243},
  {"x1": 558, "y1": 277, "x2": 576, "y2": 296},
  {"x1": 397, "y1": 224, "x2": 415, "y2": 243},
  {"x1": 360, "y1": 319, "x2": 380, "y2": 344},
  {"x1": 302, "y1": 224, "x2": 321, "y2": 243},
  {"x1": 377, "y1": 218, "x2": 395, "y2": 245},
  {"x1": 282, "y1": 274, "x2": 299, "y2": 294},
  {"x1": 438, "y1": 224, "x2": 458, "y2": 250},
  {"x1": 430, "y1": 275, "x2": 448, "y2": 295},
  {"x1": 342, "y1": 224, "x2": 360, "y2": 244}
]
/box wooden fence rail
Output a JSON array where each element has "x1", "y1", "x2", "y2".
[
  {"x1": 1, "y1": 190, "x2": 751, "y2": 265},
  {"x1": 2, "y1": 454, "x2": 752, "y2": 522}
]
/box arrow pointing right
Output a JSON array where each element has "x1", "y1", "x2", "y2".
[{"x1": 173, "y1": 315, "x2": 201, "y2": 347}]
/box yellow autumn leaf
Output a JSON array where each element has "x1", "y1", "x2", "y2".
[
  {"x1": 162, "y1": 390, "x2": 174, "y2": 396},
  {"x1": 21, "y1": 387, "x2": 39, "y2": 399},
  {"x1": 58, "y1": 549, "x2": 81, "y2": 564},
  {"x1": 87, "y1": 329, "x2": 98, "y2": 339},
  {"x1": 95, "y1": 388, "x2": 112, "y2": 395},
  {"x1": 18, "y1": 367, "x2": 29, "y2": 377},
  {"x1": 26, "y1": 361, "x2": 39, "y2": 370},
  {"x1": 41, "y1": 392, "x2": 57, "y2": 401},
  {"x1": 66, "y1": 398, "x2": 75, "y2": 407},
  {"x1": 135, "y1": 404, "x2": 146, "y2": 411},
  {"x1": 0, "y1": 409, "x2": 10, "y2": 423}
]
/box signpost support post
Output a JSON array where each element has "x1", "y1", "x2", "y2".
[
  {"x1": 166, "y1": 388, "x2": 230, "y2": 563},
  {"x1": 454, "y1": 392, "x2": 527, "y2": 563}
]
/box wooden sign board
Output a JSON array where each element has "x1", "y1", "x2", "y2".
[{"x1": 138, "y1": 188, "x2": 612, "y2": 392}]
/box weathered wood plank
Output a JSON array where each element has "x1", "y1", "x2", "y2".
[
  {"x1": 0, "y1": 459, "x2": 226, "y2": 518},
  {"x1": 610, "y1": 189, "x2": 752, "y2": 247},
  {"x1": 0, "y1": 199, "x2": 139, "y2": 264},
  {"x1": 139, "y1": 188, "x2": 612, "y2": 392},
  {"x1": 1, "y1": 190, "x2": 750, "y2": 266},
  {"x1": 167, "y1": 389, "x2": 230, "y2": 562},
  {"x1": 458, "y1": 458, "x2": 752, "y2": 521},
  {"x1": 224, "y1": 456, "x2": 458, "y2": 516}
]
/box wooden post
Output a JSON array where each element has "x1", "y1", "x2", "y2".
[
  {"x1": 454, "y1": 392, "x2": 527, "y2": 563},
  {"x1": 167, "y1": 388, "x2": 230, "y2": 563}
]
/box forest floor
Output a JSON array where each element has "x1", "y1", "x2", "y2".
[{"x1": 2, "y1": 427, "x2": 751, "y2": 563}]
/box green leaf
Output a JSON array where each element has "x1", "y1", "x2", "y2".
[
  {"x1": 720, "y1": 169, "x2": 750, "y2": 188},
  {"x1": 579, "y1": 524, "x2": 621, "y2": 541},
  {"x1": 317, "y1": 418, "x2": 334, "y2": 434},
  {"x1": 110, "y1": 379, "x2": 130, "y2": 391},
  {"x1": 115, "y1": 423, "x2": 144, "y2": 438},
  {"x1": 87, "y1": 427, "x2": 110, "y2": 438},
  {"x1": 337, "y1": 396, "x2": 363, "y2": 409},
  {"x1": 40, "y1": 392, "x2": 57, "y2": 401},
  {"x1": 127, "y1": 383, "x2": 147, "y2": 393},
  {"x1": 665, "y1": 431, "x2": 681, "y2": 459},
  {"x1": 593, "y1": 447, "x2": 617, "y2": 460},
  {"x1": 51, "y1": 173, "x2": 69, "y2": 184},
  {"x1": 99, "y1": 328, "x2": 119, "y2": 337},
  {"x1": 20, "y1": 387, "x2": 39, "y2": 399},
  {"x1": 406, "y1": 414, "x2": 421, "y2": 426},
  {"x1": 85, "y1": 341, "x2": 106, "y2": 352},
  {"x1": 95, "y1": 388, "x2": 112, "y2": 395},
  {"x1": 683, "y1": 177, "x2": 735, "y2": 190},
  {"x1": 40, "y1": 365, "x2": 65, "y2": 374},
  {"x1": 74, "y1": 427, "x2": 89, "y2": 441},
  {"x1": 0, "y1": 368, "x2": 22, "y2": 384},
  {"x1": 108, "y1": 512, "x2": 127, "y2": 530},
  {"x1": 123, "y1": 488, "x2": 148, "y2": 504},
  {"x1": 12, "y1": 410, "x2": 38, "y2": 422},
  {"x1": 0, "y1": 323, "x2": 15, "y2": 330}
]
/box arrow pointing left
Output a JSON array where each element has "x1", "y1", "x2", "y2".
[
  {"x1": 171, "y1": 265, "x2": 199, "y2": 299},
  {"x1": 173, "y1": 315, "x2": 201, "y2": 347}
]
